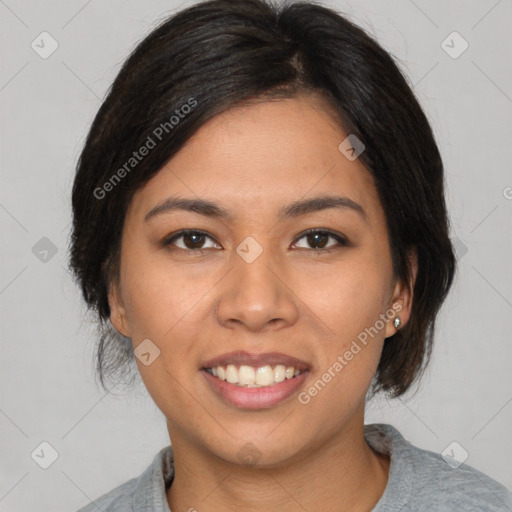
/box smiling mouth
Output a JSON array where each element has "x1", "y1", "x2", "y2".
[{"x1": 203, "y1": 364, "x2": 306, "y2": 388}]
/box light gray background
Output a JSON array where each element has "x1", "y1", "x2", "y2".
[{"x1": 1, "y1": 0, "x2": 511, "y2": 510}]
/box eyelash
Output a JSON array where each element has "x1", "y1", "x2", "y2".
[{"x1": 161, "y1": 228, "x2": 349, "y2": 254}]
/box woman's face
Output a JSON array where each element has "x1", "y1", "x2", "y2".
[{"x1": 109, "y1": 93, "x2": 413, "y2": 466}]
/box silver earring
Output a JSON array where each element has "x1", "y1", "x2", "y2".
[{"x1": 394, "y1": 316, "x2": 401, "y2": 329}]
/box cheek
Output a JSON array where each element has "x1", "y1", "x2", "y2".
[
  {"x1": 120, "y1": 242, "x2": 213, "y2": 340},
  {"x1": 306, "y1": 255, "x2": 390, "y2": 335},
  {"x1": 298, "y1": 268, "x2": 388, "y2": 421},
  {"x1": 120, "y1": 258, "x2": 209, "y2": 413},
  {"x1": 117, "y1": 246, "x2": 213, "y2": 398},
  {"x1": 300, "y1": 252, "x2": 389, "y2": 391}
]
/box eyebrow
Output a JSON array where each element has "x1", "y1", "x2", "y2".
[{"x1": 144, "y1": 194, "x2": 367, "y2": 223}]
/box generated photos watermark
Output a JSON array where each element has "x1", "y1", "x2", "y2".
[
  {"x1": 298, "y1": 302, "x2": 403, "y2": 405},
  {"x1": 93, "y1": 97, "x2": 198, "y2": 200}
]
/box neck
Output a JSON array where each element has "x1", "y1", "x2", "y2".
[{"x1": 166, "y1": 410, "x2": 390, "y2": 512}]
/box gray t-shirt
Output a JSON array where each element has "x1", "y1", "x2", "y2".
[{"x1": 76, "y1": 423, "x2": 512, "y2": 511}]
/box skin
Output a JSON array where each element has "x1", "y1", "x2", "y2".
[{"x1": 109, "y1": 92, "x2": 417, "y2": 512}]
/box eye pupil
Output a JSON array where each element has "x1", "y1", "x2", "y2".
[
  {"x1": 308, "y1": 232, "x2": 328, "y2": 249},
  {"x1": 184, "y1": 232, "x2": 204, "y2": 249}
]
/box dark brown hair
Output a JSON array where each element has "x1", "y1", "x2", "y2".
[{"x1": 68, "y1": 0, "x2": 456, "y2": 398}]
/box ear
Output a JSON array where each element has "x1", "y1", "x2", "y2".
[
  {"x1": 384, "y1": 248, "x2": 418, "y2": 339},
  {"x1": 108, "y1": 278, "x2": 131, "y2": 338}
]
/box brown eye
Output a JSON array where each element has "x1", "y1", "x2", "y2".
[
  {"x1": 292, "y1": 229, "x2": 348, "y2": 250},
  {"x1": 163, "y1": 230, "x2": 219, "y2": 251}
]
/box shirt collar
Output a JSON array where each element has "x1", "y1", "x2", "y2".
[
  {"x1": 132, "y1": 444, "x2": 175, "y2": 511},
  {"x1": 128, "y1": 423, "x2": 411, "y2": 511}
]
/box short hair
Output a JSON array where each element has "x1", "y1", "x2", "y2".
[{"x1": 68, "y1": 0, "x2": 456, "y2": 398}]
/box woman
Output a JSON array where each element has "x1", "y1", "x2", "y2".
[{"x1": 69, "y1": 0, "x2": 512, "y2": 510}]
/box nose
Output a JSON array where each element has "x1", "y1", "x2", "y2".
[{"x1": 215, "y1": 242, "x2": 300, "y2": 333}]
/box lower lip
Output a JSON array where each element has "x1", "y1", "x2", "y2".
[{"x1": 201, "y1": 370, "x2": 309, "y2": 409}]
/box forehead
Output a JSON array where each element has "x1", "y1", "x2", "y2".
[{"x1": 128, "y1": 94, "x2": 383, "y2": 226}]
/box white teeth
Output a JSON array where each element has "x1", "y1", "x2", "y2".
[
  {"x1": 225, "y1": 364, "x2": 239, "y2": 384},
  {"x1": 274, "y1": 364, "x2": 286, "y2": 382},
  {"x1": 238, "y1": 365, "x2": 256, "y2": 386},
  {"x1": 208, "y1": 363, "x2": 303, "y2": 387},
  {"x1": 255, "y1": 365, "x2": 274, "y2": 386}
]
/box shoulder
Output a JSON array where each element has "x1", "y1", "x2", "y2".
[
  {"x1": 73, "y1": 445, "x2": 174, "y2": 512},
  {"x1": 365, "y1": 423, "x2": 512, "y2": 512},
  {"x1": 410, "y1": 444, "x2": 512, "y2": 511},
  {"x1": 75, "y1": 477, "x2": 137, "y2": 512}
]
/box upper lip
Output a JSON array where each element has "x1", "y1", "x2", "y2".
[{"x1": 201, "y1": 351, "x2": 311, "y2": 371}]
